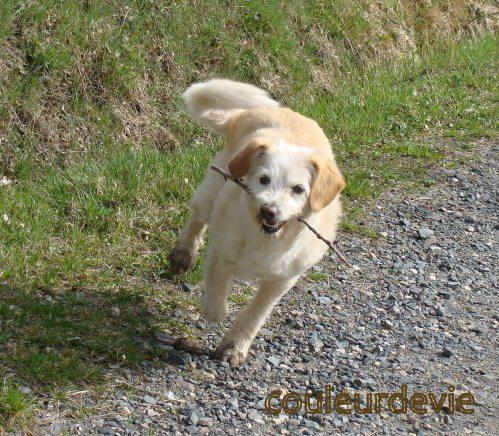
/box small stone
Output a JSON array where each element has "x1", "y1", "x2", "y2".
[
  {"x1": 317, "y1": 296, "x2": 332, "y2": 304},
  {"x1": 165, "y1": 391, "x2": 177, "y2": 401},
  {"x1": 165, "y1": 351, "x2": 188, "y2": 366},
  {"x1": 309, "y1": 337, "x2": 324, "y2": 351},
  {"x1": 20, "y1": 386, "x2": 32, "y2": 395},
  {"x1": 417, "y1": 228, "x2": 434, "y2": 240},
  {"x1": 248, "y1": 410, "x2": 264, "y2": 424},
  {"x1": 155, "y1": 332, "x2": 175, "y2": 343},
  {"x1": 442, "y1": 347, "x2": 453, "y2": 358},
  {"x1": 182, "y1": 283, "x2": 195, "y2": 293},
  {"x1": 274, "y1": 415, "x2": 288, "y2": 425},
  {"x1": 382, "y1": 320, "x2": 393, "y2": 329},
  {"x1": 390, "y1": 305, "x2": 401, "y2": 315},
  {"x1": 266, "y1": 356, "x2": 281, "y2": 366},
  {"x1": 110, "y1": 307, "x2": 121, "y2": 318},
  {"x1": 0, "y1": 176, "x2": 12, "y2": 186},
  {"x1": 228, "y1": 398, "x2": 239, "y2": 411},
  {"x1": 197, "y1": 417, "x2": 214, "y2": 427},
  {"x1": 188, "y1": 411, "x2": 199, "y2": 426},
  {"x1": 147, "y1": 408, "x2": 160, "y2": 417},
  {"x1": 305, "y1": 420, "x2": 321, "y2": 430},
  {"x1": 143, "y1": 395, "x2": 157, "y2": 405},
  {"x1": 337, "y1": 340, "x2": 349, "y2": 349}
]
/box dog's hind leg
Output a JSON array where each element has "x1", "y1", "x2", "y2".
[
  {"x1": 215, "y1": 276, "x2": 298, "y2": 367},
  {"x1": 169, "y1": 159, "x2": 224, "y2": 275}
]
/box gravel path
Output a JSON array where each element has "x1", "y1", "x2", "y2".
[{"x1": 38, "y1": 140, "x2": 497, "y2": 435}]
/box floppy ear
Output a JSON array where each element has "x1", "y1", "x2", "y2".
[
  {"x1": 228, "y1": 141, "x2": 269, "y2": 178},
  {"x1": 309, "y1": 155, "x2": 345, "y2": 212}
]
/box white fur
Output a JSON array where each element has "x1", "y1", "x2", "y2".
[
  {"x1": 182, "y1": 79, "x2": 279, "y2": 134},
  {"x1": 171, "y1": 79, "x2": 342, "y2": 366}
]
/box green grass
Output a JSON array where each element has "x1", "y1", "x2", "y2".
[
  {"x1": 0, "y1": 0, "x2": 497, "y2": 428},
  {"x1": 308, "y1": 271, "x2": 327, "y2": 282},
  {"x1": 0, "y1": 382, "x2": 32, "y2": 431},
  {"x1": 228, "y1": 285, "x2": 254, "y2": 305}
]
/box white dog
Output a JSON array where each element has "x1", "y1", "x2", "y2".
[{"x1": 169, "y1": 79, "x2": 345, "y2": 366}]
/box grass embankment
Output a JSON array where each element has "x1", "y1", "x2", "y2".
[{"x1": 0, "y1": 0, "x2": 497, "y2": 429}]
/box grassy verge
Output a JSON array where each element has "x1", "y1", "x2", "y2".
[{"x1": 0, "y1": 0, "x2": 497, "y2": 429}]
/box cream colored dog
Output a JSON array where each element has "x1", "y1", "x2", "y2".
[{"x1": 169, "y1": 79, "x2": 344, "y2": 366}]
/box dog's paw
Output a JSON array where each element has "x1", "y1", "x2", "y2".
[
  {"x1": 203, "y1": 300, "x2": 228, "y2": 323},
  {"x1": 215, "y1": 341, "x2": 248, "y2": 367},
  {"x1": 168, "y1": 247, "x2": 194, "y2": 276}
]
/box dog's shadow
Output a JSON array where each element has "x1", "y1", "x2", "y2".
[{"x1": 0, "y1": 281, "x2": 190, "y2": 391}]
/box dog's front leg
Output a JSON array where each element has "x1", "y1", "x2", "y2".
[
  {"x1": 216, "y1": 276, "x2": 298, "y2": 367},
  {"x1": 169, "y1": 162, "x2": 225, "y2": 275},
  {"x1": 168, "y1": 214, "x2": 206, "y2": 275},
  {"x1": 202, "y1": 248, "x2": 233, "y2": 323}
]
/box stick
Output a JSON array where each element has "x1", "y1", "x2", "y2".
[
  {"x1": 210, "y1": 165, "x2": 352, "y2": 268},
  {"x1": 172, "y1": 337, "x2": 216, "y2": 358},
  {"x1": 210, "y1": 165, "x2": 249, "y2": 193},
  {"x1": 297, "y1": 216, "x2": 352, "y2": 268},
  {"x1": 155, "y1": 334, "x2": 216, "y2": 357}
]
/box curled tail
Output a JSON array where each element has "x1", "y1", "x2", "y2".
[{"x1": 182, "y1": 79, "x2": 279, "y2": 135}]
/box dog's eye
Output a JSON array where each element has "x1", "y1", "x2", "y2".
[
  {"x1": 292, "y1": 185, "x2": 304, "y2": 194},
  {"x1": 260, "y1": 176, "x2": 270, "y2": 186}
]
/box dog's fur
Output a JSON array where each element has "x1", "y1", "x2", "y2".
[{"x1": 169, "y1": 79, "x2": 345, "y2": 366}]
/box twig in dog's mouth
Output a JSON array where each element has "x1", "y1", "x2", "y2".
[{"x1": 210, "y1": 164, "x2": 352, "y2": 268}]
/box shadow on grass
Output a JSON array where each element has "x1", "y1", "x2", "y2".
[{"x1": 0, "y1": 282, "x2": 170, "y2": 390}]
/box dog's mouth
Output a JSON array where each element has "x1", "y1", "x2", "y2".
[{"x1": 261, "y1": 219, "x2": 286, "y2": 235}]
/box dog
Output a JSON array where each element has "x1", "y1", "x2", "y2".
[{"x1": 169, "y1": 79, "x2": 345, "y2": 366}]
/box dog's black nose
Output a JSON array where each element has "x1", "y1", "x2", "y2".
[{"x1": 260, "y1": 204, "x2": 277, "y2": 223}]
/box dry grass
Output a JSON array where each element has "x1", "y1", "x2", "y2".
[{"x1": 0, "y1": 0, "x2": 496, "y2": 171}]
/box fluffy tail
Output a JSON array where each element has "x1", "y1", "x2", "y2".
[{"x1": 182, "y1": 79, "x2": 279, "y2": 135}]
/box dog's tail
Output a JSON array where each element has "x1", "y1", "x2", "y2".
[{"x1": 182, "y1": 79, "x2": 279, "y2": 135}]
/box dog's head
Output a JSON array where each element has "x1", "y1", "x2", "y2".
[{"x1": 228, "y1": 138, "x2": 344, "y2": 237}]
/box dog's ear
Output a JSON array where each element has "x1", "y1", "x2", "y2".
[
  {"x1": 228, "y1": 141, "x2": 269, "y2": 178},
  {"x1": 309, "y1": 155, "x2": 345, "y2": 212}
]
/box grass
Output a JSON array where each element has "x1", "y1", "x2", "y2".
[
  {"x1": 0, "y1": 382, "x2": 32, "y2": 431},
  {"x1": 0, "y1": 0, "x2": 497, "y2": 429},
  {"x1": 308, "y1": 271, "x2": 327, "y2": 282}
]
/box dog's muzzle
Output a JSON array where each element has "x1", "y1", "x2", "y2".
[
  {"x1": 262, "y1": 220, "x2": 285, "y2": 234},
  {"x1": 260, "y1": 204, "x2": 285, "y2": 235}
]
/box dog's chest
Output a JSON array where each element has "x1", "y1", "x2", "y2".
[{"x1": 222, "y1": 232, "x2": 304, "y2": 280}]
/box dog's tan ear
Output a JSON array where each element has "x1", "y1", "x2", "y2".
[
  {"x1": 228, "y1": 141, "x2": 269, "y2": 178},
  {"x1": 310, "y1": 155, "x2": 345, "y2": 212}
]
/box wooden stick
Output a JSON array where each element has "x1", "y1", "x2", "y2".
[
  {"x1": 156, "y1": 335, "x2": 216, "y2": 358},
  {"x1": 297, "y1": 216, "x2": 352, "y2": 268},
  {"x1": 210, "y1": 165, "x2": 249, "y2": 193},
  {"x1": 210, "y1": 165, "x2": 352, "y2": 268}
]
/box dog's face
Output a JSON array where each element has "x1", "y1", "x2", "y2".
[{"x1": 229, "y1": 139, "x2": 344, "y2": 237}]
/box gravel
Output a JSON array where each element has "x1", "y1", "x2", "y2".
[{"x1": 34, "y1": 141, "x2": 497, "y2": 434}]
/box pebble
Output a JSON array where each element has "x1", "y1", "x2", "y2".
[
  {"x1": 417, "y1": 228, "x2": 434, "y2": 239},
  {"x1": 442, "y1": 347, "x2": 453, "y2": 358},
  {"x1": 143, "y1": 395, "x2": 157, "y2": 405}
]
